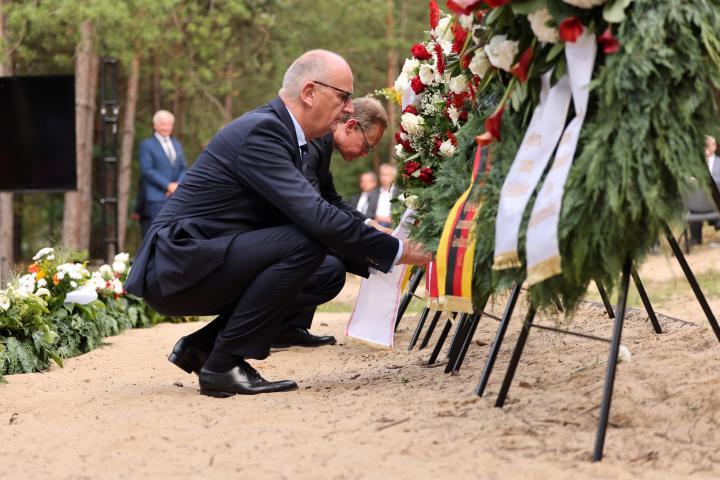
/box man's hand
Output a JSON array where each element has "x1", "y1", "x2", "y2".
[
  {"x1": 366, "y1": 218, "x2": 394, "y2": 235},
  {"x1": 166, "y1": 182, "x2": 179, "y2": 197},
  {"x1": 398, "y1": 239, "x2": 432, "y2": 265}
]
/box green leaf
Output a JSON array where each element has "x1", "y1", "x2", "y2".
[
  {"x1": 546, "y1": 42, "x2": 565, "y2": 62},
  {"x1": 511, "y1": 0, "x2": 547, "y2": 15},
  {"x1": 603, "y1": 0, "x2": 634, "y2": 23}
]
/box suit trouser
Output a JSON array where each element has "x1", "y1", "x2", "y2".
[{"x1": 143, "y1": 225, "x2": 345, "y2": 361}]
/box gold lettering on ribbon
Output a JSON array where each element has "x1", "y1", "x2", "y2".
[
  {"x1": 455, "y1": 220, "x2": 475, "y2": 229},
  {"x1": 526, "y1": 133, "x2": 542, "y2": 146},
  {"x1": 542, "y1": 181, "x2": 554, "y2": 196},
  {"x1": 528, "y1": 203, "x2": 560, "y2": 228},
  {"x1": 560, "y1": 131, "x2": 573, "y2": 145},
  {"x1": 504, "y1": 182, "x2": 529, "y2": 197},
  {"x1": 452, "y1": 238, "x2": 469, "y2": 248},
  {"x1": 551, "y1": 154, "x2": 572, "y2": 170},
  {"x1": 518, "y1": 159, "x2": 534, "y2": 173}
]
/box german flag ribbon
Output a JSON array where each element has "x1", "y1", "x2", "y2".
[{"x1": 435, "y1": 139, "x2": 492, "y2": 313}]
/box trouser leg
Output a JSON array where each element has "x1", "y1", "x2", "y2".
[{"x1": 284, "y1": 255, "x2": 346, "y2": 329}]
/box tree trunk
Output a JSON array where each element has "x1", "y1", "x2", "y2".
[
  {"x1": 63, "y1": 20, "x2": 99, "y2": 252},
  {"x1": 152, "y1": 55, "x2": 162, "y2": 113},
  {"x1": 384, "y1": 0, "x2": 398, "y2": 169},
  {"x1": 118, "y1": 52, "x2": 141, "y2": 251},
  {"x1": 0, "y1": 0, "x2": 14, "y2": 284}
]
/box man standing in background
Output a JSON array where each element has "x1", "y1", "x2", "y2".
[
  {"x1": 351, "y1": 171, "x2": 379, "y2": 218},
  {"x1": 138, "y1": 110, "x2": 187, "y2": 237}
]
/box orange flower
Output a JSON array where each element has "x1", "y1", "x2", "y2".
[
  {"x1": 52, "y1": 273, "x2": 60, "y2": 286},
  {"x1": 28, "y1": 263, "x2": 39, "y2": 274}
]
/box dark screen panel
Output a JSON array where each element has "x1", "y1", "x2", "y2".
[{"x1": 0, "y1": 75, "x2": 77, "y2": 191}]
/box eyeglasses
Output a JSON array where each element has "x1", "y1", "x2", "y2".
[
  {"x1": 313, "y1": 80, "x2": 353, "y2": 104},
  {"x1": 357, "y1": 124, "x2": 375, "y2": 154}
]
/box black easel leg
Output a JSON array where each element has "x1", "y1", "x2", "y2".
[
  {"x1": 418, "y1": 311, "x2": 442, "y2": 350},
  {"x1": 665, "y1": 225, "x2": 720, "y2": 342},
  {"x1": 475, "y1": 282, "x2": 522, "y2": 397},
  {"x1": 445, "y1": 313, "x2": 470, "y2": 365},
  {"x1": 596, "y1": 280, "x2": 615, "y2": 318},
  {"x1": 451, "y1": 310, "x2": 484, "y2": 374},
  {"x1": 427, "y1": 315, "x2": 454, "y2": 365},
  {"x1": 631, "y1": 266, "x2": 662, "y2": 334},
  {"x1": 395, "y1": 267, "x2": 425, "y2": 331},
  {"x1": 593, "y1": 259, "x2": 632, "y2": 462},
  {"x1": 495, "y1": 306, "x2": 536, "y2": 408},
  {"x1": 408, "y1": 307, "x2": 431, "y2": 351}
]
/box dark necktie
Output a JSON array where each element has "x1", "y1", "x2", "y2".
[{"x1": 300, "y1": 144, "x2": 320, "y2": 192}]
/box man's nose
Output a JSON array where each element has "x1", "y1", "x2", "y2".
[{"x1": 342, "y1": 100, "x2": 354, "y2": 115}]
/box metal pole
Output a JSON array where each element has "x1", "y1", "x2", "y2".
[
  {"x1": 418, "y1": 310, "x2": 442, "y2": 350},
  {"x1": 596, "y1": 280, "x2": 615, "y2": 318},
  {"x1": 631, "y1": 266, "x2": 662, "y2": 334},
  {"x1": 395, "y1": 266, "x2": 425, "y2": 331},
  {"x1": 495, "y1": 306, "x2": 536, "y2": 408},
  {"x1": 593, "y1": 258, "x2": 632, "y2": 461},
  {"x1": 427, "y1": 315, "x2": 454, "y2": 365},
  {"x1": 408, "y1": 307, "x2": 430, "y2": 351}
]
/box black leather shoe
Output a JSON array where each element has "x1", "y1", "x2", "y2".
[
  {"x1": 199, "y1": 361, "x2": 298, "y2": 397},
  {"x1": 271, "y1": 327, "x2": 337, "y2": 348},
  {"x1": 168, "y1": 337, "x2": 209, "y2": 375}
]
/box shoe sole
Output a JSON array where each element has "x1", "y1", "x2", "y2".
[
  {"x1": 271, "y1": 339, "x2": 337, "y2": 349},
  {"x1": 168, "y1": 352, "x2": 197, "y2": 375},
  {"x1": 200, "y1": 385, "x2": 299, "y2": 398}
]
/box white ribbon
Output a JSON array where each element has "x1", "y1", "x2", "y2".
[
  {"x1": 493, "y1": 71, "x2": 573, "y2": 269},
  {"x1": 526, "y1": 32, "x2": 597, "y2": 285}
]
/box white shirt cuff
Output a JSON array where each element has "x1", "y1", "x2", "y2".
[
  {"x1": 364, "y1": 218, "x2": 373, "y2": 225},
  {"x1": 393, "y1": 238, "x2": 403, "y2": 265}
]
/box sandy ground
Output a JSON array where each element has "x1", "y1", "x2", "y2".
[{"x1": 2, "y1": 238, "x2": 720, "y2": 479}]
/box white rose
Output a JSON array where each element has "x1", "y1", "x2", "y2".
[
  {"x1": 35, "y1": 287, "x2": 51, "y2": 297},
  {"x1": 400, "y1": 112, "x2": 425, "y2": 137},
  {"x1": 528, "y1": 8, "x2": 559, "y2": 44},
  {"x1": 418, "y1": 64, "x2": 438, "y2": 86},
  {"x1": 402, "y1": 58, "x2": 420, "y2": 76},
  {"x1": 484, "y1": 35, "x2": 519, "y2": 72},
  {"x1": 439, "y1": 139, "x2": 457, "y2": 158},
  {"x1": 433, "y1": 16, "x2": 455, "y2": 44},
  {"x1": 112, "y1": 260, "x2": 126, "y2": 274},
  {"x1": 394, "y1": 144, "x2": 406, "y2": 158},
  {"x1": 404, "y1": 195, "x2": 420, "y2": 210},
  {"x1": 449, "y1": 75, "x2": 469, "y2": 94},
  {"x1": 562, "y1": 0, "x2": 607, "y2": 8},
  {"x1": 114, "y1": 252, "x2": 130, "y2": 263},
  {"x1": 394, "y1": 72, "x2": 410, "y2": 96},
  {"x1": 468, "y1": 51, "x2": 490, "y2": 78},
  {"x1": 99, "y1": 264, "x2": 113, "y2": 278}
]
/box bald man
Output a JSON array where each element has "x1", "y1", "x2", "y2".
[
  {"x1": 125, "y1": 50, "x2": 430, "y2": 397},
  {"x1": 138, "y1": 110, "x2": 187, "y2": 237}
]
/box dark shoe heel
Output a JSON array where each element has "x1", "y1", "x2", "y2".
[
  {"x1": 168, "y1": 352, "x2": 195, "y2": 374},
  {"x1": 200, "y1": 389, "x2": 236, "y2": 398}
]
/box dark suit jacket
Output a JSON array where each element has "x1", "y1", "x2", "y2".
[
  {"x1": 139, "y1": 135, "x2": 187, "y2": 205},
  {"x1": 125, "y1": 97, "x2": 398, "y2": 297},
  {"x1": 350, "y1": 189, "x2": 380, "y2": 219}
]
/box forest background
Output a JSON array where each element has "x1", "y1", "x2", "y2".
[{"x1": 0, "y1": 0, "x2": 427, "y2": 281}]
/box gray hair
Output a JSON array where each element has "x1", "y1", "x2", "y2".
[
  {"x1": 152, "y1": 110, "x2": 174, "y2": 125},
  {"x1": 343, "y1": 97, "x2": 388, "y2": 130},
  {"x1": 279, "y1": 49, "x2": 347, "y2": 98}
]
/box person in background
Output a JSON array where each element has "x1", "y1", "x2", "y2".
[
  {"x1": 350, "y1": 171, "x2": 379, "y2": 218},
  {"x1": 706, "y1": 135, "x2": 719, "y2": 181},
  {"x1": 138, "y1": 110, "x2": 188, "y2": 237},
  {"x1": 373, "y1": 162, "x2": 398, "y2": 227}
]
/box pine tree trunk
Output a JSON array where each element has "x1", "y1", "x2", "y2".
[
  {"x1": 384, "y1": 0, "x2": 398, "y2": 169},
  {"x1": 63, "y1": 20, "x2": 99, "y2": 252},
  {"x1": 0, "y1": 0, "x2": 14, "y2": 284},
  {"x1": 118, "y1": 52, "x2": 141, "y2": 251}
]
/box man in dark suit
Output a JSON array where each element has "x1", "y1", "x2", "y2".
[
  {"x1": 124, "y1": 50, "x2": 430, "y2": 397},
  {"x1": 350, "y1": 172, "x2": 380, "y2": 218},
  {"x1": 138, "y1": 110, "x2": 187, "y2": 237},
  {"x1": 278, "y1": 97, "x2": 391, "y2": 344}
]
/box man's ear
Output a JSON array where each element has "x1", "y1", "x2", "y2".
[
  {"x1": 299, "y1": 82, "x2": 315, "y2": 108},
  {"x1": 344, "y1": 118, "x2": 358, "y2": 134}
]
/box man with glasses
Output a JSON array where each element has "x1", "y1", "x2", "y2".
[
  {"x1": 274, "y1": 97, "x2": 392, "y2": 348},
  {"x1": 125, "y1": 49, "x2": 431, "y2": 398}
]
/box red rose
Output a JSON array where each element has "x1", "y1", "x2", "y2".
[
  {"x1": 401, "y1": 139, "x2": 414, "y2": 152},
  {"x1": 598, "y1": 26, "x2": 620, "y2": 54},
  {"x1": 394, "y1": 131, "x2": 402, "y2": 143},
  {"x1": 418, "y1": 167, "x2": 434, "y2": 185},
  {"x1": 461, "y1": 54, "x2": 471, "y2": 69},
  {"x1": 446, "y1": 0, "x2": 482, "y2": 15},
  {"x1": 484, "y1": 104, "x2": 505, "y2": 141},
  {"x1": 559, "y1": 17, "x2": 584, "y2": 43},
  {"x1": 485, "y1": 0, "x2": 510, "y2": 7},
  {"x1": 430, "y1": 0, "x2": 441, "y2": 30},
  {"x1": 434, "y1": 43, "x2": 445, "y2": 76},
  {"x1": 433, "y1": 136, "x2": 443, "y2": 152},
  {"x1": 410, "y1": 76, "x2": 426, "y2": 94},
  {"x1": 411, "y1": 43, "x2": 432, "y2": 61},
  {"x1": 451, "y1": 91, "x2": 468, "y2": 109},
  {"x1": 447, "y1": 131, "x2": 458, "y2": 146},
  {"x1": 510, "y1": 46, "x2": 533, "y2": 83},
  {"x1": 403, "y1": 161, "x2": 421, "y2": 176},
  {"x1": 451, "y1": 24, "x2": 469, "y2": 54},
  {"x1": 403, "y1": 105, "x2": 418, "y2": 115}
]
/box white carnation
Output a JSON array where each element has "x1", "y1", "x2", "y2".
[
  {"x1": 449, "y1": 75, "x2": 469, "y2": 94},
  {"x1": 112, "y1": 260, "x2": 126, "y2": 274},
  {"x1": 37, "y1": 278, "x2": 47, "y2": 288},
  {"x1": 528, "y1": 8, "x2": 559, "y2": 44},
  {"x1": 439, "y1": 139, "x2": 457, "y2": 158},
  {"x1": 418, "y1": 64, "x2": 438, "y2": 86},
  {"x1": 32, "y1": 247, "x2": 55, "y2": 261},
  {"x1": 114, "y1": 252, "x2": 130, "y2": 263},
  {"x1": 433, "y1": 16, "x2": 455, "y2": 44},
  {"x1": 400, "y1": 112, "x2": 425, "y2": 137},
  {"x1": 458, "y1": 14, "x2": 474, "y2": 31},
  {"x1": 394, "y1": 144, "x2": 406, "y2": 158},
  {"x1": 484, "y1": 35, "x2": 519, "y2": 72},
  {"x1": 402, "y1": 58, "x2": 420, "y2": 76},
  {"x1": 404, "y1": 195, "x2": 420, "y2": 210},
  {"x1": 468, "y1": 51, "x2": 490, "y2": 78},
  {"x1": 394, "y1": 72, "x2": 410, "y2": 96},
  {"x1": 562, "y1": 0, "x2": 607, "y2": 8}
]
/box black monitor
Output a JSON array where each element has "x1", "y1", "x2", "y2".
[{"x1": 0, "y1": 75, "x2": 77, "y2": 191}]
